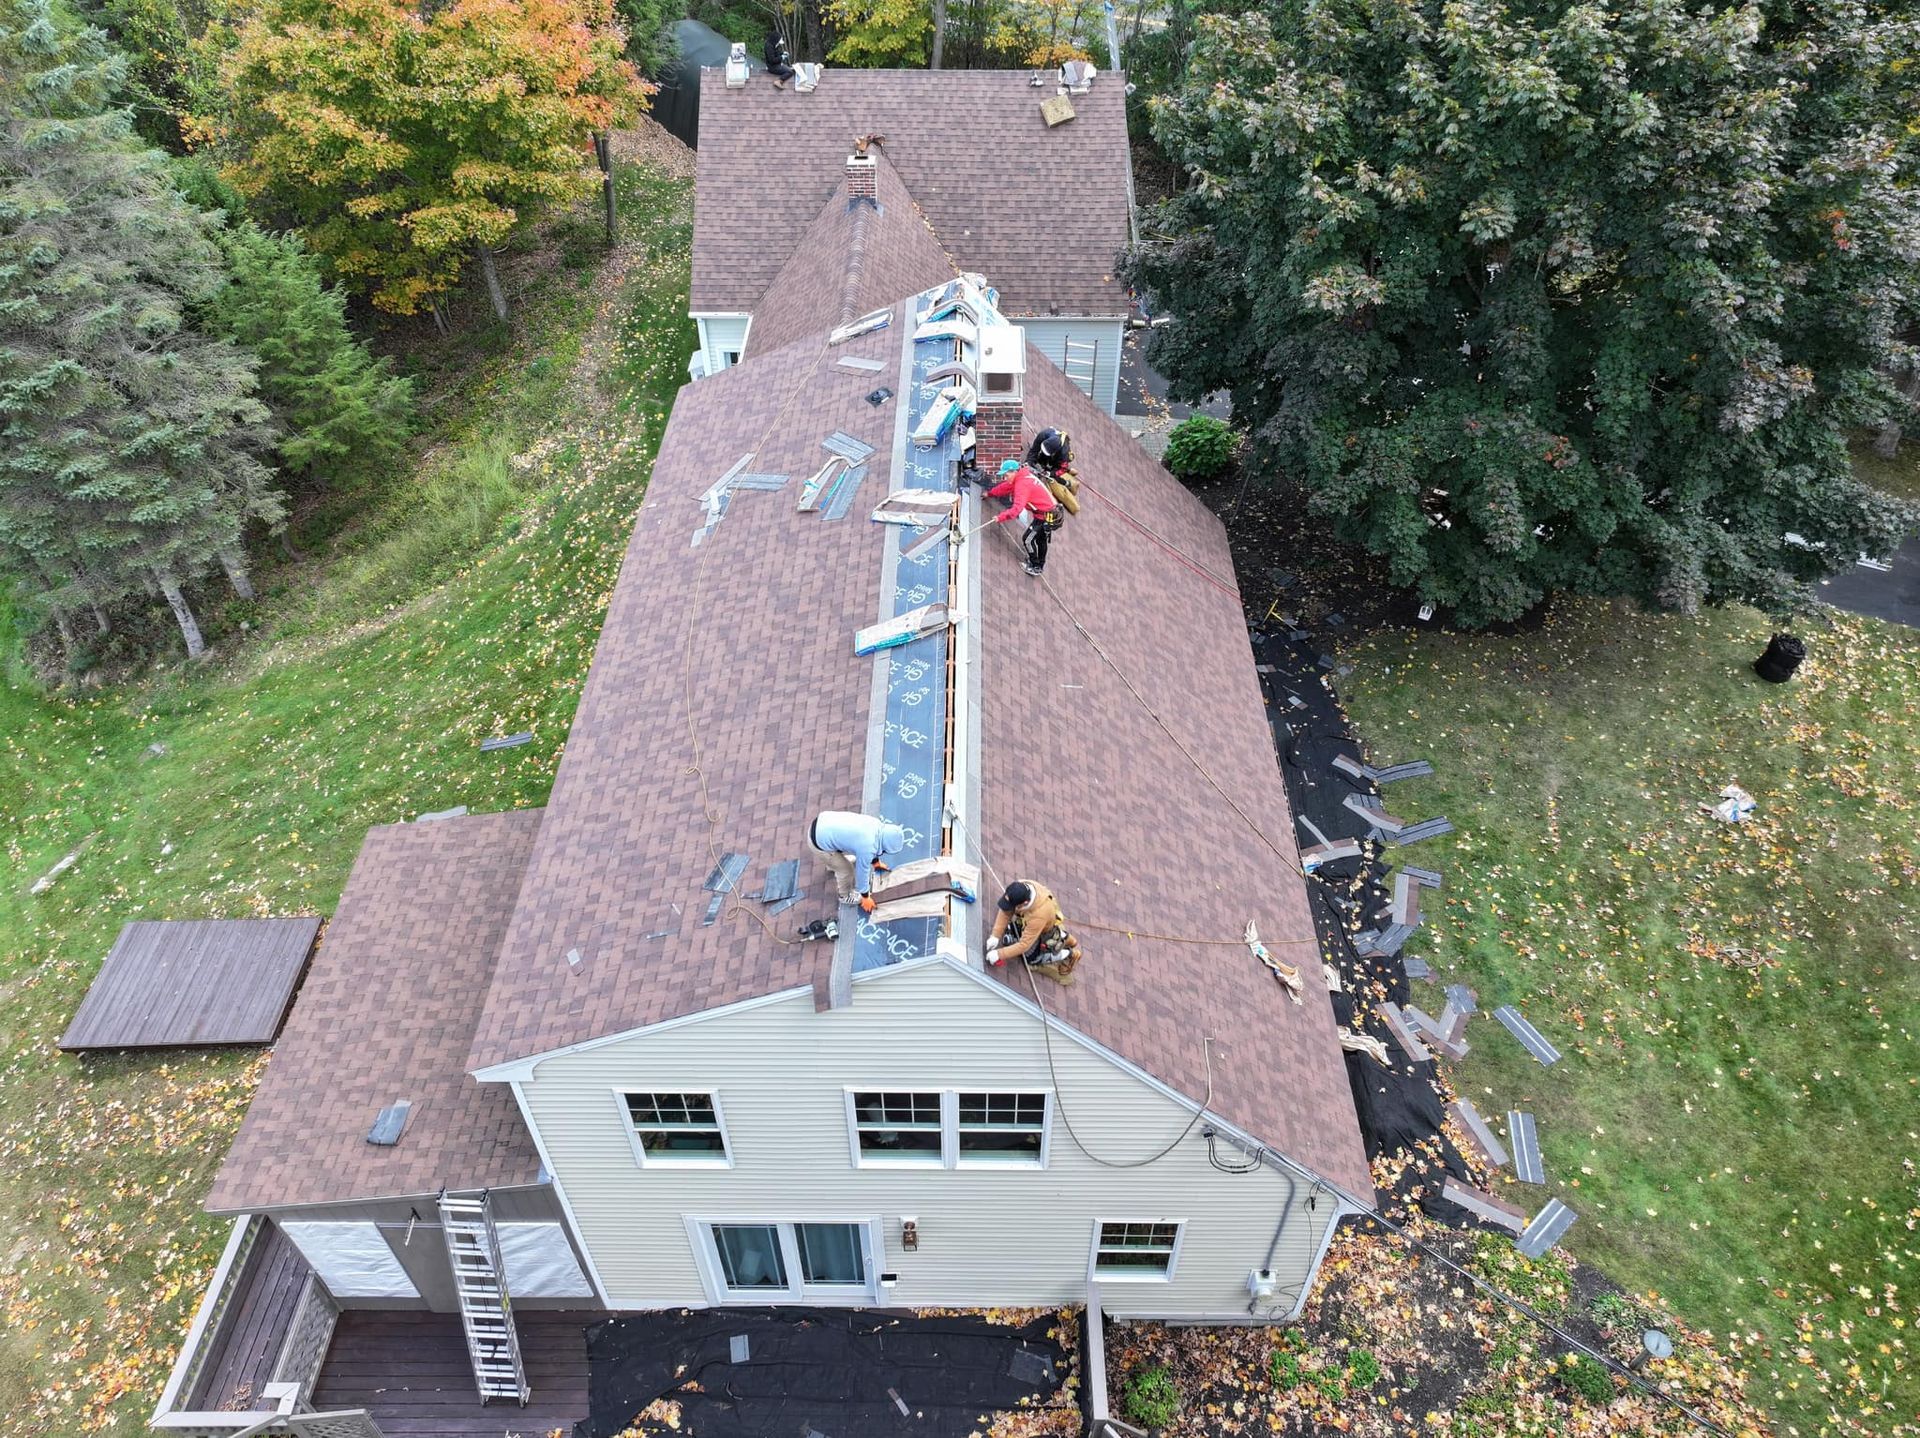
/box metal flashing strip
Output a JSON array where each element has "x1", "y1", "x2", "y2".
[{"x1": 1493, "y1": 1005, "x2": 1562, "y2": 1065}]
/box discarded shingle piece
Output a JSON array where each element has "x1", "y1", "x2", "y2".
[
  {"x1": 1379, "y1": 1003, "x2": 1431, "y2": 1062},
  {"x1": 760, "y1": 859, "x2": 800, "y2": 904},
  {"x1": 702, "y1": 852, "x2": 750, "y2": 893},
  {"x1": 765, "y1": 890, "x2": 807, "y2": 917},
  {"x1": 1516, "y1": 1198, "x2": 1577, "y2": 1258},
  {"x1": 823, "y1": 430, "x2": 876, "y2": 463},
  {"x1": 834, "y1": 355, "x2": 887, "y2": 373},
  {"x1": 729, "y1": 1334, "x2": 751, "y2": 1364},
  {"x1": 1493, "y1": 1005, "x2": 1562, "y2": 1065},
  {"x1": 366, "y1": 1099, "x2": 412, "y2": 1146},
  {"x1": 1008, "y1": 1348, "x2": 1057, "y2": 1386},
  {"x1": 1403, "y1": 958, "x2": 1432, "y2": 979},
  {"x1": 821, "y1": 464, "x2": 868, "y2": 522},
  {"x1": 480, "y1": 732, "x2": 533, "y2": 752},
  {"x1": 1391, "y1": 817, "x2": 1455, "y2": 846},
  {"x1": 1449, "y1": 1099, "x2": 1508, "y2": 1169},
  {"x1": 1444, "y1": 982, "x2": 1478, "y2": 1013},
  {"x1": 1441, "y1": 1177, "x2": 1526, "y2": 1234},
  {"x1": 1509, "y1": 1110, "x2": 1544, "y2": 1184},
  {"x1": 416, "y1": 806, "x2": 469, "y2": 823},
  {"x1": 700, "y1": 891, "x2": 726, "y2": 926}
]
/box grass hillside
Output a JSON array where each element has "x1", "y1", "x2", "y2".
[
  {"x1": 0, "y1": 160, "x2": 694, "y2": 1438},
  {"x1": 1342, "y1": 602, "x2": 1920, "y2": 1438}
]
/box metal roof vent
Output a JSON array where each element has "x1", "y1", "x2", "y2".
[{"x1": 724, "y1": 43, "x2": 750, "y2": 88}]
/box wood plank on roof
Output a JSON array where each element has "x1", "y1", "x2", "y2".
[{"x1": 59, "y1": 917, "x2": 322, "y2": 1051}]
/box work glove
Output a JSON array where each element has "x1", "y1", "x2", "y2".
[
  {"x1": 859, "y1": 894, "x2": 876, "y2": 914},
  {"x1": 872, "y1": 859, "x2": 891, "y2": 873}
]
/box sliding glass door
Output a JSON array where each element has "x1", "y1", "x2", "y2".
[{"x1": 696, "y1": 1219, "x2": 879, "y2": 1303}]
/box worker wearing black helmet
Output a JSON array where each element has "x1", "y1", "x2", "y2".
[{"x1": 1026, "y1": 428, "x2": 1082, "y2": 521}]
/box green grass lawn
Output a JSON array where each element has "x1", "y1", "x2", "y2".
[
  {"x1": 1851, "y1": 433, "x2": 1920, "y2": 506},
  {"x1": 0, "y1": 163, "x2": 694, "y2": 1438},
  {"x1": 1342, "y1": 602, "x2": 1920, "y2": 1438}
]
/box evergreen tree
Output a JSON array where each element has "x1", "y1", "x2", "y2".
[
  {"x1": 0, "y1": 0, "x2": 284, "y2": 660},
  {"x1": 203, "y1": 224, "x2": 415, "y2": 492},
  {"x1": 1125, "y1": 0, "x2": 1920, "y2": 625}
]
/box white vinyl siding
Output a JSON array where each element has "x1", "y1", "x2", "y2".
[
  {"x1": 514, "y1": 961, "x2": 1342, "y2": 1318},
  {"x1": 1019, "y1": 317, "x2": 1125, "y2": 414},
  {"x1": 693, "y1": 314, "x2": 751, "y2": 376}
]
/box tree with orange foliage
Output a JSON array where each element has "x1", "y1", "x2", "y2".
[{"x1": 226, "y1": 0, "x2": 646, "y2": 324}]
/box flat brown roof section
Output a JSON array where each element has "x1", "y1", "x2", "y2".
[{"x1": 58, "y1": 917, "x2": 322, "y2": 1052}]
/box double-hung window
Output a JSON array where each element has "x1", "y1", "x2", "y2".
[
  {"x1": 1091, "y1": 1221, "x2": 1184, "y2": 1280},
  {"x1": 848, "y1": 1091, "x2": 945, "y2": 1164},
  {"x1": 620, "y1": 1091, "x2": 731, "y2": 1167},
  {"x1": 845, "y1": 1090, "x2": 1051, "y2": 1169}
]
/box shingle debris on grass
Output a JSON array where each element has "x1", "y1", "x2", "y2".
[
  {"x1": 1517, "y1": 1198, "x2": 1578, "y2": 1258},
  {"x1": 1449, "y1": 1099, "x2": 1509, "y2": 1169},
  {"x1": 1403, "y1": 957, "x2": 1432, "y2": 979},
  {"x1": 416, "y1": 806, "x2": 469, "y2": 822},
  {"x1": 480, "y1": 732, "x2": 533, "y2": 751},
  {"x1": 1444, "y1": 982, "x2": 1478, "y2": 1014},
  {"x1": 1494, "y1": 1005, "x2": 1562, "y2": 1065},
  {"x1": 1509, "y1": 1109, "x2": 1544, "y2": 1184}
]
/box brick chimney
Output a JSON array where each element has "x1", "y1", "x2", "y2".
[
  {"x1": 847, "y1": 153, "x2": 877, "y2": 204},
  {"x1": 974, "y1": 326, "x2": 1027, "y2": 470}
]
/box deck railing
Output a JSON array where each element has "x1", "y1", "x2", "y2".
[{"x1": 151, "y1": 1216, "x2": 374, "y2": 1438}]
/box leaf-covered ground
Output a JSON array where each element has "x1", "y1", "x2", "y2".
[
  {"x1": 1113, "y1": 1220, "x2": 1772, "y2": 1437},
  {"x1": 1336, "y1": 602, "x2": 1919, "y2": 1437},
  {"x1": 0, "y1": 160, "x2": 696, "y2": 1438}
]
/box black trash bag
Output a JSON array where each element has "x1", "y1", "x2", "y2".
[{"x1": 1754, "y1": 632, "x2": 1805, "y2": 683}]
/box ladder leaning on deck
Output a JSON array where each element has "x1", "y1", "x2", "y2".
[{"x1": 437, "y1": 1190, "x2": 530, "y2": 1405}]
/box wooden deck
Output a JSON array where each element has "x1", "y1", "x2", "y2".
[
  {"x1": 312, "y1": 1310, "x2": 597, "y2": 1438},
  {"x1": 188, "y1": 1221, "x2": 314, "y2": 1411},
  {"x1": 59, "y1": 916, "x2": 322, "y2": 1050}
]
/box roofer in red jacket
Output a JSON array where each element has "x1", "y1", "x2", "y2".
[{"x1": 986, "y1": 459, "x2": 1059, "y2": 576}]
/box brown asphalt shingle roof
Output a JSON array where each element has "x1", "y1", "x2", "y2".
[
  {"x1": 465, "y1": 317, "x2": 903, "y2": 1072},
  {"x1": 693, "y1": 69, "x2": 1132, "y2": 320},
  {"x1": 745, "y1": 150, "x2": 958, "y2": 359},
  {"x1": 980, "y1": 361, "x2": 1372, "y2": 1196},
  {"x1": 463, "y1": 290, "x2": 1368, "y2": 1192},
  {"x1": 206, "y1": 812, "x2": 546, "y2": 1213}
]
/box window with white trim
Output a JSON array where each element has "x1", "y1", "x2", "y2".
[
  {"x1": 955, "y1": 1092, "x2": 1048, "y2": 1164},
  {"x1": 850, "y1": 1091, "x2": 944, "y2": 1163},
  {"x1": 1093, "y1": 1221, "x2": 1182, "y2": 1279},
  {"x1": 621, "y1": 1091, "x2": 730, "y2": 1166},
  {"x1": 845, "y1": 1090, "x2": 1051, "y2": 1169}
]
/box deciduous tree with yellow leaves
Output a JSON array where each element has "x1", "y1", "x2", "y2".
[{"x1": 226, "y1": 0, "x2": 646, "y2": 323}]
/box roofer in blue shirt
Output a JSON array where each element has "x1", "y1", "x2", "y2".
[{"x1": 809, "y1": 810, "x2": 907, "y2": 913}]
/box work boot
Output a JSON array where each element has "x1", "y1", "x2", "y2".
[{"x1": 1023, "y1": 563, "x2": 1043, "y2": 577}]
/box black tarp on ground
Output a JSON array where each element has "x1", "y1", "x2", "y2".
[
  {"x1": 1249, "y1": 626, "x2": 1475, "y2": 1219},
  {"x1": 575, "y1": 1307, "x2": 1067, "y2": 1438}
]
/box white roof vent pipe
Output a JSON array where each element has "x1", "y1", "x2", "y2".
[{"x1": 724, "y1": 43, "x2": 750, "y2": 88}]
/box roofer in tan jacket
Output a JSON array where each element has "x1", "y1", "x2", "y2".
[{"x1": 986, "y1": 880, "x2": 1080, "y2": 981}]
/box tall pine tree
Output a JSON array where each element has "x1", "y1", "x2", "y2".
[
  {"x1": 204, "y1": 224, "x2": 415, "y2": 493},
  {"x1": 0, "y1": 0, "x2": 284, "y2": 660}
]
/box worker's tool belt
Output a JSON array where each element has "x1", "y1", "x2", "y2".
[{"x1": 1009, "y1": 916, "x2": 1075, "y2": 965}]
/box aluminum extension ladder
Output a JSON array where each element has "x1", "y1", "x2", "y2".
[
  {"x1": 1062, "y1": 337, "x2": 1098, "y2": 399},
  {"x1": 438, "y1": 1190, "x2": 530, "y2": 1404}
]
